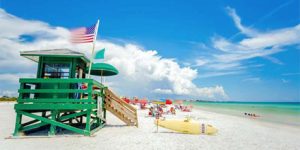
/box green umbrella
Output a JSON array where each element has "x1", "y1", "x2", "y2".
[{"x1": 87, "y1": 63, "x2": 119, "y2": 76}]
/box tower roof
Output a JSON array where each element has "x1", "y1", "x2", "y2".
[{"x1": 20, "y1": 49, "x2": 90, "y2": 63}]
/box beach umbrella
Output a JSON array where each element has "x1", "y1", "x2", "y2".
[
  {"x1": 132, "y1": 97, "x2": 139, "y2": 104},
  {"x1": 165, "y1": 99, "x2": 172, "y2": 105},
  {"x1": 122, "y1": 97, "x2": 130, "y2": 103},
  {"x1": 87, "y1": 63, "x2": 119, "y2": 83},
  {"x1": 89, "y1": 63, "x2": 119, "y2": 76}
]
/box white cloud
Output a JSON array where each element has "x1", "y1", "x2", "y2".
[
  {"x1": 207, "y1": 62, "x2": 242, "y2": 70},
  {"x1": 226, "y1": 7, "x2": 259, "y2": 37},
  {"x1": 0, "y1": 90, "x2": 17, "y2": 97},
  {"x1": 199, "y1": 71, "x2": 243, "y2": 78},
  {"x1": 0, "y1": 73, "x2": 35, "y2": 84},
  {"x1": 239, "y1": 25, "x2": 300, "y2": 50},
  {"x1": 282, "y1": 72, "x2": 300, "y2": 76},
  {"x1": 195, "y1": 86, "x2": 228, "y2": 99},
  {"x1": 0, "y1": 8, "x2": 227, "y2": 100},
  {"x1": 0, "y1": 9, "x2": 69, "y2": 40},
  {"x1": 262, "y1": 56, "x2": 284, "y2": 65},
  {"x1": 152, "y1": 88, "x2": 173, "y2": 94},
  {"x1": 195, "y1": 59, "x2": 208, "y2": 66},
  {"x1": 194, "y1": 7, "x2": 300, "y2": 78}
]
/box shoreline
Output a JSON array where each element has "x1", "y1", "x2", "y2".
[
  {"x1": 189, "y1": 102, "x2": 300, "y2": 127},
  {"x1": 191, "y1": 106, "x2": 300, "y2": 133}
]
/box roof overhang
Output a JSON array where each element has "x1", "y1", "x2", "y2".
[{"x1": 20, "y1": 49, "x2": 90, "y2": 64}]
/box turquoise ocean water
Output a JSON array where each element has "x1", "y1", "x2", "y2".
[{"x1": 187, "y1": 101, "x2": 300, "y2": 126}]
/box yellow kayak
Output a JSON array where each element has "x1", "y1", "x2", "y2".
[{"x1": 154, "y1": 118, "x2": 217, "y2": 135}]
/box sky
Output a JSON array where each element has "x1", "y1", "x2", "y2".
[{"x1": 0, "y1": 0, "x2": 299, "y2": 101}]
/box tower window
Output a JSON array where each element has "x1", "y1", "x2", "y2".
[{"x1": 43, "y1": 63, "x2": 70, "y2": 78}]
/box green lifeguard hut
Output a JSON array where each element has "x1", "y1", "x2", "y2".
[{"x1": 13, "y1": 49, "x2": 138, "y2": 136}]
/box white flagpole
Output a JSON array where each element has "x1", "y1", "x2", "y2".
[{"x1": 87, "y1": 19, "x2": 100, "y2": 78}]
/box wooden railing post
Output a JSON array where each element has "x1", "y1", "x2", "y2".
[
  {"x1": 13, "y1": 111, "x2": 22, "y2": 136},
  {"x1": 49, "y1": 110, "x2": 57, "y2": 136}
]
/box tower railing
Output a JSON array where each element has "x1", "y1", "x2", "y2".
[{"x1": 14, "y1": 78, "x2": 106, "y2": 136}]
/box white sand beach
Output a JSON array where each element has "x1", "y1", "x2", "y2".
[{"x1": 0, "y1": 102, "x2": 299, "y2": 150}]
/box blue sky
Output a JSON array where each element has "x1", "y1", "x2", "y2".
[{"x1": 0, "y1": 0, "x2": 299, "y2": 101}]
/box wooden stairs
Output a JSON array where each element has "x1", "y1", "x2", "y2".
[{"x1": 104, "y1": 88, "x2": 138, "y2": 127}]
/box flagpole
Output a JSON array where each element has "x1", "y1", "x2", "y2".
[
  {"x1": 101, "y1": 70, "x2": 103, "y2": 84},
  {"x1": 87, "y1": 19, "x2": 100, "y2": 78}
]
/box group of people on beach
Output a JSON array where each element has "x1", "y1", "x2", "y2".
[
  {"x1": 175, "y1": 105, "x2": 192, "y2": 112},
  {"x1": 244, "y1": 113, "x2": 259, "y2": 117},
  {"x1": 148, "y1": 105, "x2": 176, "y2": 117},
  {"x1": 148, "y1": 103, "x2": 194, "y2": 118}
]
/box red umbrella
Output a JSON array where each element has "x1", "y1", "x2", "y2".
[
  {"x1": 165, "y1": 99, "x2": 172, "y2": 105},
  {"x1": 122, "y1": 97, "x2": 130, "y2": 103}
]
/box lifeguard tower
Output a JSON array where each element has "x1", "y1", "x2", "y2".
[{"x1": 13, "y1": 49, "x2": 138, "y2": 136}]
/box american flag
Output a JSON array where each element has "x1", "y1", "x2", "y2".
[{"x1": 70, "y1": 23, "x2": 97, "y2": 43}]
